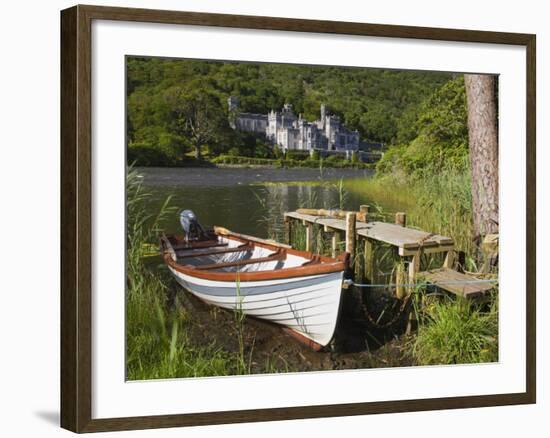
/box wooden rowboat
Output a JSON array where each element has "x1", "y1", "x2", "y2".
[{"x1": 160, "y1": 226, "x2": 349, "y2": 350}]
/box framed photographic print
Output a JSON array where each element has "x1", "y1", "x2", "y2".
[{"x1": 60, "y1": 4, "x2": 536, "y2": 433}]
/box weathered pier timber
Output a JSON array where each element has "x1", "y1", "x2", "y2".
[{"x1": 284, "y1": 206, "x2": 494, "y2": 300}]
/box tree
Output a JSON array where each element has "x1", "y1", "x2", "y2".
[
  {"x1": 376, "y1": 77, "x2": 469, "y2": 175},
  {"x1": 464, "y1": 74, "x2": 499, "y2": 237},
  {"x1": 164, "y1": 86, "x2": 227, "y2": 159}
]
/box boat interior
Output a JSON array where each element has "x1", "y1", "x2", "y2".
[{"x1": 163, "y1": 234, "x2": 322, "y2": 273}]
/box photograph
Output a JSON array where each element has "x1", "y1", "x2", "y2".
[{"x1": 125, "y1": 56, "x2": 500, "y2": 380}]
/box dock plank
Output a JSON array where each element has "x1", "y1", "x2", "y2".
[
  {"x1": 419, "y1": 268, "x2": 495, "y2": 298},
  {"x1": 284, "y1": 212, "x2": 453, "y2": 252}
]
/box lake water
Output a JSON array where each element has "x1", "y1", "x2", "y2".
[{"x1": 138, "y1": 167, "x2": 394, "y2": 239}]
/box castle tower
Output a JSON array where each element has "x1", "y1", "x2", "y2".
[
  {"x1": 320, "y1": 104, "x2": 327, "y2": 127},
  {"x1": 227, "y1": 96, "x2": 239, "y2": 129},
  {"x1": 227, "y1": 95, "x2": 239, "y2": 112}
]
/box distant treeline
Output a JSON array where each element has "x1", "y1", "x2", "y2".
[{"x1": 127, "y1": 57, "x2": 470, "y2": 173}]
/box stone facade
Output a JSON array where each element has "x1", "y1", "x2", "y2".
[
  {"x1": 227, "y1": 96, "x2": 268, "y2": 134},
  {"x1": 228, "y1": 96, "x2": 360, "y2": 152}
]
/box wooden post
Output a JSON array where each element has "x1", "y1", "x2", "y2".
[
  {"x1": 345, "y1": 212, "x2": 356, "y2": 254},
  {"x1": 359, "y1": 205, "x2": 369, "y2": 222},
  {"x1": 284, "y1": 217, "x2": 292, "y2": 246},
  {"x1": 345, "y1": 212, "x2": 356, "y2": 269},
  {"x1": 443, "y1": 250, "x2": 455, "y2": 269},
  {"x1": 481, "y1": 234, "x2": 499, "y2": 273},
  {"x1": 405, "y1": 253, "x2": 420, "y2": 335},
  {"x1": 364, "y1": 239, "x2": 375, "y2": 284},
  {"x1": 395, "y1": 216, "x2": 409, "y2": 299},
  {"x1": 395, "y1": 212, "x2": 407, "y2": 227},
  {"x1": 395, "y1": 263, "x2": 406, "y2": 299},
  {"x1": 408, "y1": 253, "x2": 420, "y2": 295},
  {"x1": 305, "y1": 222, "x2": 313, "y2": 252},
  {"x1": 331, "y1": 232, "x2": 340, "y2": 258}
]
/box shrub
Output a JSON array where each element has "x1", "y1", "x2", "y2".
[
  {"x1": 324, "y1": 154, "x2": 345, "y2": 163},
  {"x1": 127, "y1": 143, "x2": 175, "y2": 166},
  {"x1": 227, "y1": 147, "x2": 240, "y2": 157},
  {"x1": 210, "y1": 155, "x2": 273, "y2": 166},
  {"x1": 273, "y1": 144, "x2": 283, "y2": 159},
  {"x1": 209, "y1": 154, "x2": 371, "y2": 169},
  {"x1": 286, "y1": 150, "x2": 309, "y2": 161},
  {"x1": 253, "y1": 141, "x2": 273, "y2": 158}
]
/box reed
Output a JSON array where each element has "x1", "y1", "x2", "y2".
[
  {"x1": 344, "y1": 163, "x2": 475, "y2": 258},
  {"x1": 252, "y1": 187, "x2": 285, "y2": 242},
  {"x1": 334, "y1": 178, "x2": 348, "y2": 211}
]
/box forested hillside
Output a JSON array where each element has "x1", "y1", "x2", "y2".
[{"x1": 126, "y1": 56, "x2": 468, "y2": 170}]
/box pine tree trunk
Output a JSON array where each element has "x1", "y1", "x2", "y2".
[{"x1": 464, "y1": 74, "x2": 499, "y2": 237}]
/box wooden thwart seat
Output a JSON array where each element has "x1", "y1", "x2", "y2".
[
  {"x1": 419, "y1": 268, "x2": 495, "y2": 298},
  {"x1": 176, "y1": 243, "x2": 250, "y2": 259},
  {"x1": 172, "y1": 240, "x2": 228, "y2": 251},
  {"x1": 301, "y1": 255, "x2": 321, "y2": 266}
]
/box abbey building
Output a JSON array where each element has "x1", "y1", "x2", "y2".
[{"x1": 228, "y1": 96, "x2": 360, "y2": 153}]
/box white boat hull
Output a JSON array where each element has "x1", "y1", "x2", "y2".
[{"x1": 168, "y1": 267, "x2": 344, "y2": 347}]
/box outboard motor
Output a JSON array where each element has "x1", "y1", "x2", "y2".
[{"x1": 179, "y1": 210, "x2": 206, "y2": 242}]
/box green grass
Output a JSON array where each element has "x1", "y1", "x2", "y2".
[
  {"x1": 126, "y1": 277, "x2": 234, "y2": 379},
  {"x1": 409, "y1": 293, "x2": 498, "y2": 365}
]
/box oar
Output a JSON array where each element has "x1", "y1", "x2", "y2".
[{"x1": 213, "y1": 226, "x2": 292, "y2": 249}]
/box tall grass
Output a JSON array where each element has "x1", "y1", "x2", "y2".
[
  {"x1": 409, "y1": 293, "x2": 498, "y2": 364},
  {"x1": 343, "y1": 163, "x2": 475, "y2": 257},
  {"x1": 334, "y1": 178, "x2": 348, "y2": 210},
  {"x1": 252, "y1": 187, "x2": 286, "y2": 241},
  {"x1": 127, "y1": 286, "x2": 233, "y2": 379},
  {"x1": 126, "y1": 166, "x2": 235, "y2": 380}
]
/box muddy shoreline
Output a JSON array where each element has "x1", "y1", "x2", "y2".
[{"x1": 170, "y1": 278, "x2": 415, "y2": 374}]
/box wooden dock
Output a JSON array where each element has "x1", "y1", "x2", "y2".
[
  {"x1": 283, "y1": 206, "x2": 494, "y2": 300},
  {"x1": 284, "y1": 211, "x2": 454, "y2": 256}
]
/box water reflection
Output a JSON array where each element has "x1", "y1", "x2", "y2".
[{"x1": 140, "y1": 167, "x2": 382, "y2": 239}]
